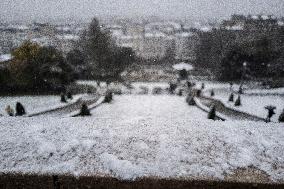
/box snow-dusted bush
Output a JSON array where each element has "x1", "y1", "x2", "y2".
[
  {"x1": 169, "y1": 83, "x2": 177, "y2": 94},
  {"x1": 234, "y1": 95, "x2": 241, "y2": 106},
  {"x1": 139, "y1": 86, "x2": 149, "y2": 95},
  {"x1": 177, "y1": 89, "x2": 183, "y2": 96},
  {"x1": 79, "y1": 103, "x2": 91, "y2": 116},
  {"x1": 208, "y1": 105, "x2": 216, "y2": 120},
  {"x1": 152, "y1": 87, "x2": 163, "y2": 95}
]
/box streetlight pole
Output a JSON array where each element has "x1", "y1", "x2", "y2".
[{"x1": 239, "y1": 61, "x2": 247, "y2": 94}]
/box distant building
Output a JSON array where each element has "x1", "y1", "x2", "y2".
[
  {"x1": 0, "y1": 22, "x2": 81, "y2": 55},
  {"x1": 109, "y1": 21, "x2": 200, "y2": 61},
  {"x1": 221, "y1": 14, "x2": 279, "y2": 32}
]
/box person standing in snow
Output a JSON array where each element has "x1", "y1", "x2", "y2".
[
  {"x1": 5, "y1": 105, "x2": 14, "y2": 116},
  {"x1": 265, "y1": 106, "x2": 276, "y2": 122}
]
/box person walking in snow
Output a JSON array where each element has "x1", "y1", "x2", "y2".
[{"x1": 5, "y1": 105, "x2": 14, "y2": 116}]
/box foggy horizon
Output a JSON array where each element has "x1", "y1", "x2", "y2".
[{"x1": 1, "y1": 0, "x2": 284, "y2": 23}]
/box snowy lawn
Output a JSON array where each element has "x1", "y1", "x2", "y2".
[
  {"x1": 0, "y1": 95, "x2": 82, "y2": 116},
  {"x1": 0, "y1": 95, "x2": 283, "y2": 183},
  {"x1": 91, "y1": 95, "x2": 205, "y2": 120}
]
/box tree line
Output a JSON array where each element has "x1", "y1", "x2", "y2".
[
  {"x1": 0, "y1": 18, "x2": 135, "y2": 94},
  {"x1": 195, "y1": 15, "x2": 284, "y2": 85}
]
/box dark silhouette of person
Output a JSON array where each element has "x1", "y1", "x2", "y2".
[
  {"x1": 15, "y1": 102, "x2": 26, "y2": 116},
  {"x1": 266, "y1": 108, "x2": 276, "y2": 122}
]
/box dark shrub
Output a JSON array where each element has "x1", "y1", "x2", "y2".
[
  {"x1": 178, "y1": 69, "x2": 188, "y2": 80},
  {"x1": 208, "y1": 105, "x2": 216, "y2": 120},
  {"x1": 111, "y1": 88, "x2": 122, "y2": 95},
  {"x1": 196, "y1": 89, "x2": 201, "y2": 97},
  {"x1": 279, "y1": 109, "x2": 284, "y2": 122},
  {"x1": 201, "y1": 83, "x2": 205, "y2": 90},
  {"x1": 79, "y1": 103, "x2": 91, "y2": 116},
  {"x1": 186, "y1": 95, "x2": 196, "y2": 106},
  {"x1": 234, "y1": 95, "x2": 241, "y2": 106},
  {"x1": 104, "y1": 92, "x2": 113, "y2": 103},
  {"x1": 87, "y1": 88, "x2": 93, "y2": 94},
  {"x1": 169, "y1": 83, "x2": 177, "y2": 94},
  {"x1": 186, "y1": 81, "x2": 192, "y2": 88},
  {"x1": 60, "y1": 93, "x2": 67, "y2": 103},
  {"x1": 228, "y1": 93, "x2": 234, "y2": 102},
  {"x1": 15, "y1": 102, "x2": 26, "y2": 116},
  {"x1": 210, "y1": 90, "x2": 215, "y2": 97},
  {"x1": 178, "y1": 89, "x2": 183, "y2": 96},
  {"x1": 152, "y1": 87, "x2": 163, "y2": 95},
  {"x1": 139, "y1": 86, "x2": 149, "y2": 94},
  {"x1": 67, "y1": 92, "x2": 73, "y2": 99},
  {"x1": 238, "y1": 86, "x2": 243, "y2": 94}
]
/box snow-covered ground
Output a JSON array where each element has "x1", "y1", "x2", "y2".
[
  {"x1": 91, "y1": 95, "x2": 206, "y2": 121},
  {"x1": 0, "y1": 95, "x2": 82, "y2": 116},
  {"x1": 0, "y1": 95, "x2": 283, "y2": 183},
  {"x1": 243, "y1": 87, "x2": 284, "y2": 95}
]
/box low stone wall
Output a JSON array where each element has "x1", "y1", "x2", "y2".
[{"x1": 0, "y1": 174, "x2": 283, "y2": 189}]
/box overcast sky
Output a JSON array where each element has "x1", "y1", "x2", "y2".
[{"x1": 1, "y1": 0, "x2": 284, "y2": 22}]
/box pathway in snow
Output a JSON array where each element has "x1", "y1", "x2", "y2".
[
  {"x1": 32, "y1": 95, "x2": 100, "y2": 117},
  {"x1": 91, "y1": 95, "x2": 208, "y2": 121},
  {"x1": 0, "y1": 95, "x2": 81, "y2": 116},
  {"x1": 198, "y1": 96, "x2": 265, "y2": 121},
  {"x1": 202, "y1": 87, "x2": 284, "y2": 122}
]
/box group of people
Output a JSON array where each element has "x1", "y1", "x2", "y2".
[{"x1": 5, "y1": 102, "x2": 26, "y2": 117}]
